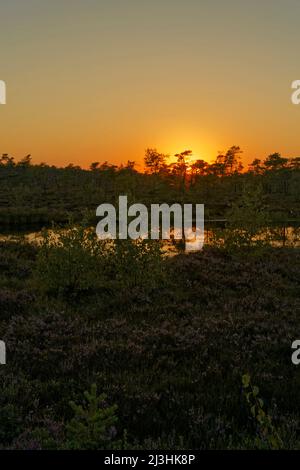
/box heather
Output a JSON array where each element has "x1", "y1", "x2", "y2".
[{"x1": 0, "y1": 234, "x2": 299, "y2": 449}]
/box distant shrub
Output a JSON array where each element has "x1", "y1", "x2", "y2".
[
  {"x1": 107, "y1": 238, "x2": 166, "y2": 294},
  {"x1": 34, "y1": 226, "x2": 111, "y2": 296},
  {"x1": 212, "y1": 185, "x2": 274, "y2": 253},
  {"x1": 34, "y1": 226, "x2": 166, "y2": 298}
]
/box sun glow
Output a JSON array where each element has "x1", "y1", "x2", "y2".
[
  {"x1": 165, "y1": 147, "x2": 213, "y2": 167},
  {"x1": 157, "y1": 130, "x2": 217, "y2": 167}
]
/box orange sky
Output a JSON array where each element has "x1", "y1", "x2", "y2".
[{"x1": 0, "y1": 0, "x2": 300, "y2": 169}]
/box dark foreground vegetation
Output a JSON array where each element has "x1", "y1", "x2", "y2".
[{"x1": 0, "y1": 228, "x2": 299, "y2": 449}]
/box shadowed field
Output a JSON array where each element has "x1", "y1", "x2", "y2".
[{"x1": 0, "y1": 235, "x2": 299, "y2": 449}]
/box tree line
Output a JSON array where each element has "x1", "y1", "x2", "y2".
[{"x1": 0, "y1": 146, "x2": 299, "y2": 225}]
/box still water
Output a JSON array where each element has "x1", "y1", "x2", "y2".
[{"x1": 0, "y1": 224, "x2": 299, "y2": 254}]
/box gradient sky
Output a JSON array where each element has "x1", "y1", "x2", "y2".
[{"x1": 0, "y1": 0, "x2": 300, "y2": 168}]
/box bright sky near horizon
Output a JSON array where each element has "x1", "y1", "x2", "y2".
[{"x1": 0, "y1": 0, "x2": 300, "y2": 168}]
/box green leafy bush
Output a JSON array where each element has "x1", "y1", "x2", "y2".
[
  {"x1": 108, "y1": 238, "x2": 166, "y2": 292},
  {"x1": 35, "y1": 226, "x2": 111, "y2": 296},
  {"x1": 34, "y1": 226, "x2": 165, "y2": 298},
  {"x1": 65, "y1": 384, "x2": 120, "y2": 450},
  {"x1": 242, "y1": 374, "x2": 283, "y2": 449},
  {"x1": 212, "y1": 185, "x2": 274, "y2": 253}
]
